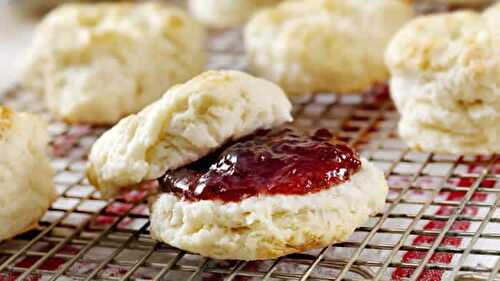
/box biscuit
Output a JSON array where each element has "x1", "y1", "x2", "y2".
[
  {"x1": 21, "y1": 2, "x2": 206, "y2": 124},
  {"x1": 86, "y1": 70, "x2": 292, "y2": 198},
  {"x1": 244, "y1": 0, "x2": 413, "y2": 95},
  {"x1": 150, "y1": 159, "x2": 387, "y2": 260},
  {"x1": 188, "y1": 0, "x2": 282, "y2": 28},
  {"x1": 385, "y1": 11, "x2": 500, "y2": 154},
  {"x1": 0, "y1": 107, "x2": 56, "y2": 241}
]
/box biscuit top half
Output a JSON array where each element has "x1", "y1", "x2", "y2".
[
  {"x1": 86, "y1": 70, "x2": 293, "y2": 198},
  {"x1": 27, "y1": 1, "x2": 202, "y2": 64},
  {"x1": 35, "y1": 2, "x2": 195, "y2": 39},
  {"x1": 0, "y1": 107, "x2": 48, "y2": 144},
  {"x1": 252, "y1": 0, "x2": 412, "y2": 21},
  {"x1": 22, "y1": 2, "x2": 206, "y2": 98},
  {"x1": 385, "y1": 9, "x2": 500, "y2": 76},
  {"x1": 248, "y1": 0, "x2": 413, "y2": 41}
]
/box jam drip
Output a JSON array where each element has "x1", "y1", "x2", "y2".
[{"x1": 159, "y1": 128, "x2": 362, "y2": 202}]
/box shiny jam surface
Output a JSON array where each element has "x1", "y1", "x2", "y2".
[{"x1": 159, "y1": 128, "x2": 362, "y2": 202}]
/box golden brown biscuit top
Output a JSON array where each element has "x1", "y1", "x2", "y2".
[
  {"x1": 385, "y1": 11, "x2": 499, "y2": 75},
  {"x1": 0, "y1": 106, "x2": 13, "y2": 139}
]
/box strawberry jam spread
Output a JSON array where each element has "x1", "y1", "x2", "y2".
[{"x1": 159, "y1": 128, "x2": 361, "y2": 202}]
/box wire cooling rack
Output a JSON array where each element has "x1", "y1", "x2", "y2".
[{"x1": 1, "y1": 23, "x2": 500, "y2": 281}]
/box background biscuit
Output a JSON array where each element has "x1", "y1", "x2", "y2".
[
  {"x1": 245, "y1": 0, "x2": 413, "y2": 95},
  {"x1": 385, "y1": 11, "x2": 500, "y2": 154},
  {"x1": 21, "y1": 2, "x2": 206, "y2": 124}
]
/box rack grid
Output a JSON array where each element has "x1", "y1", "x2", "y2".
[{"x1": 1, "y1": 23, "x2": 499, "y2": 281}]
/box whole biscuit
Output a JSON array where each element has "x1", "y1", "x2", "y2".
[
  {"x1": 21, "y1": 2, "x2": 206, "y2": 124},
  {"x1": 385, "y1": 11, "x2": 500, "y2": 154},
  {"x1": 245, "y1": 0, "x2": 413, "y2": 95}
]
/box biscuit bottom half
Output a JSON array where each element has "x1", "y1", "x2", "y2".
[{"x1": 150, "y1": 159, "x2": 387, "y2": 260}]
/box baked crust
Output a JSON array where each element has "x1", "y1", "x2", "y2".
[
  {"x1": 244, "y1": 0, "x2": 413, "y2": 95},
  {"x1": 0, "y1": 107, "x2": 56, "y2": 241},
  {"x1": 86, "y1": 70, "x2": 292, "y2": 198},
  {"x1": 385, "y1": 10, "x2": 500, "y2": 154},
  {"x1": 150, "y1": 159, "x2": 387, "y2": 260},
  {"x1": 21, "y1": 2, "x2": 206, "y2": 124}
]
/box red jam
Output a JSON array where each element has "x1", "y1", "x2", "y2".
[{"x1": 159, "y1": 128, "x2": 361, "y2": 202}]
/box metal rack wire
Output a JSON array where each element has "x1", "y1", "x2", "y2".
[{"x1": 1, "y1": 26, "x2": 499, "y2": 281}]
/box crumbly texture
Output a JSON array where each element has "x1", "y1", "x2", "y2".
[
  {"x1": 244, "y1": 0, "x2": 413, "y2": 95},
  {"x1": 150, "y1": 159, "x2": 387, "y2": 260},
  {"x1": 86, "y1": 70, "x2": 293, "y2": 199},
  {"x1": 21, "y1": 2, "x2": 206, "y2": 125},
  {"x1": 385, "y1": 11, "x2": 500, "y2": 154},
  {"x1": 188, "y1": 0, "x2": 282, "y2": 28},
  {"x1": 0, "y1": 107, "x2": 56, "y2": 242}
]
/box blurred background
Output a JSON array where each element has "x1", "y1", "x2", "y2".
[{"x1": 0, "y1": 0, "x2": 496, "y2": 92}]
